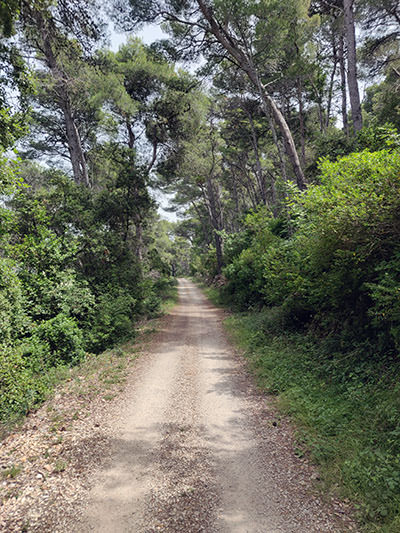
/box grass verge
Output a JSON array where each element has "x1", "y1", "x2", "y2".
[
  {"x1": 192, "y1": 278, "x2": 223, "y2": 306},
  {"x1": 203, "y1": 287, "x2": 400, "y2": 533},
  {"x1": 159, "y1": 278, "x2": 179, "y2": 313}
]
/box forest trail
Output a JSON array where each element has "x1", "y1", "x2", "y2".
[{"x1": 76, "y1": 279, "x2": 355, "y2": 533}]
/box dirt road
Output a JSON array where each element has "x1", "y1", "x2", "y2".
[{"x1": 77, "y1": 279, "x2": 355, "y2": 532}]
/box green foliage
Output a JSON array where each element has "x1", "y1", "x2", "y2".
[
  {"x1": 206, "y1": 144, "x2": 400, "y2": 530},
  {"x1": 357, "y1": 124, "x2": 400, "y2": 152},
  {"x1": 2, "y1": 5, "x2": 399, "y2": 529},
  {"x1": 0, "y1": 257, "x2": 27, "y2": 343},
  {"x1": 298, "y1": 150, "x2": 400, "y2": 332},
  {"x1": 364, "y1": 76, "x2": 400, "y2": 132},
  {"x1": 222, "y1": 148, "x2": 400, "y2": 342},
  {"x1": 0, "y1": 0, "x2": 194, "y2": 427},
  {"x1": 221, "y1": 208, "x2": 282, "y2": 308},
  {"x1": 366, "y1": 258, "x2": 400, "y2": 352},
  {"x1": 0, "y1": 0, "x2": 19, "y2": 37},
  {"x1": 27, "y1": 314, "x2": 85, "y2": 366},
  {"x1": 0, "y1": 344, "x2": 46, "y2": 419},
  {"x1": 87, "y1": 289, "x2": 137, "y2": 352},
  {"x1": 223, "y1": 245, "x2": 266, "y2": 308},
  {"x1": 0, "y1": 149, "x2": 24, "y2": 194},
  {"x1": 225, "y1": 310, "x2": 400, "y2": 531},
  {"x1": 0, "y1": 163, "x2": 178, "y2": 422},
  {"x1": 306, "y1": 128, "x2": 356, "y2": 179}
]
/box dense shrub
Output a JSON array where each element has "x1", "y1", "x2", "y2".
[
  {"x1": 0, "y1": 257, "x2": 28, "y2": 343},
  {"x1": 222, "y1": 149, "x2": 400, "y2": 348},
  {"x1": 87, "y1": 289, "x2": 137, "y2": 352},
  {"x1": 28, "y1": 314, "x2": 85, "y2": 366},
  {"x1": 0, "y1": 170, "x2": 177, "y2": 422},
  {"x1": 0, "y1": 344, "x2": 49, "y2": 419},
  {"x1": 221, "y1": 208, "x2": 278, "y2": 308}
]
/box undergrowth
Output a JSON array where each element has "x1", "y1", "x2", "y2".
[
  {"x1": 223, "y1": 308, "x2": 400, "y2": 533},
  {"x1": 0, "y1": 280, "x2": 178, "y2": 437}
]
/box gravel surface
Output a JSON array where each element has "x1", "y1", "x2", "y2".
[
  {"x1": 1, "y1": 279, "x2": 358, "y2": 532},
  {"x1": 77, "y1": 279, "x2": 357, "y2": 532}
]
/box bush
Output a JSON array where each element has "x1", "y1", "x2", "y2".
[
  {"x1": 219, "y1": 148, "x2": 400, "y2": 350},
  {"x1": 27, "y1": 313, "x2": 85, "y2": 366},
  {"x1": 223, "y1": 246, "x2": 266, "y2": 308},
  {"x1": 357, "y1": 124, "x2": 400, "y2": 152},
  {"x1": 87, "y1": 290, "x2": 137, "y2": 352},
  {"x1": 0, "y1": 344, "x2": 49, "y2": 419},
  {"x1": 367, "y1": 259, "x2": 400, "y2": 351},
  {"x1": 221, "y1": 207, "x2": 278, "y2": 308},
  {"x1": 0, "y1": 257, "x2": 28, "y2": 343},
  {"x1": 295, "y1": 149, "x2": 400, "y2": 334}
]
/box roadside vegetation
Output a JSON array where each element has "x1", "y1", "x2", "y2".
[
  {"x1": 0, "y1": 313, "x2": 170, "y2": 531},
  {"x1": 0, "y1": 2, "x2": 192, "y2": 424},
  {"x1": 199, "y1": 142, "x2": 400, "y2": 532},
  {"x1": 224, "y1": 312, "x2": 400, "y2": 533},
  {"x1": 2, "y1": 1, "x2": 400, "y2": 531}
]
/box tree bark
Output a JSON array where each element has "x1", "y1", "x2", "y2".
[
  {"x1": 297, "y1": 78, "x2": 306, "y2": 167},
  {"x1": 62, "y1": 97, "x2": 90, "y2": 186},
  {"x1": 245, "y1": 107, "x2": 268, "y2": 206},
  {"x1": 343, "y1": 0, "x2": 363, "y2": 133},
  {"x1": 248, "y1": 74, "x2": 306, "y2": 190},
  {"x1": 261, "y1": 97, "x2": 287, "y2": 202},
  {"x1": 326, "y1": 31, "x2": 338, "y2": 128},
  {"x1": 205, "y1": 175, "x2": 224, "y2": 274},
  {"x1": 254, "y1": 78, "x2": 306, "y2": 190},
  {"x1": 338, "y1": 32, "x2": 349, "y2": 137}
]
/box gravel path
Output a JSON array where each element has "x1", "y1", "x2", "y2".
[{"x1": 76, "y1": 279, "x2": 357, "y2": 532}]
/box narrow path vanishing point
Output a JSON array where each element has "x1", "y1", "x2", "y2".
[{"x1": 76, "y1": 279, "x2": 356, "y2": 533}]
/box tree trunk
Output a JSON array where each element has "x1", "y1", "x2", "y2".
[
  {"x1": 62, "y1": 98, "x2": 90, "y2": 186},
  {"x1": 297, "y1": 79, "x2": 306, "y2": 167},
  {"x1": 326, "y1": 31, "x2": 338, "y2": 128},
  {"x1": 259, "y1": 95, "x2": 288, "y2": 189},
  {"x1": 255, "y1": 79, "x2": 307, "y2": 190},
  {"x1": 205, "y1": 176, "x2": 224, "y2": 275},
  {"x1": 37, "y1": 23, "x2": 89, "y2": 185},
  {"x1": 196, "y1": 0, "x2": 306, "y2": 190},
  {"x1": 245, "y1": 108, "x2": 268, "y2": 206},
  {"x1": 343, "y1": 0, "x2": 363, "y2": 133},
  {"x1": 36, "y1": 14, "x2": 89, "y2": 186},
  {"x1": 126, "y1": 121, "x2": 135, "y2": 149},
  {"x1": 338, "y1": 32, "x2": 349, "y2": 137}
]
